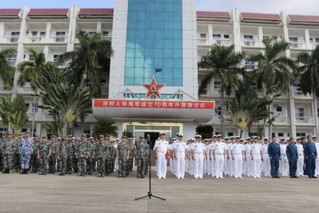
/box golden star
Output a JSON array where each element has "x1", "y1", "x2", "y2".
[{"x1": 142, "y1": 76, "x2": 165, "y2": 99}]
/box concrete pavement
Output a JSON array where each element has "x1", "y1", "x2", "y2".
[{"x1": 0, "y1": 170, "x2": 319, "y2": 213}]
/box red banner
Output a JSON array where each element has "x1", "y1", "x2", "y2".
[{"x1": 94, "y1": 99, "x2": 214, "y2": 109}]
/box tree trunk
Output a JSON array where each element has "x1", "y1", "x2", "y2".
[{"x1": 220, "y1": 89, "x2": 225, "y2": 137}]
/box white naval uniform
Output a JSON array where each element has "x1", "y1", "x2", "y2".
[
  {"x1": 232, "y1": 143, "x2": 244, "y2": 178},
  {"x1": 214, "y1": 141, "x2": 226, "y2": 178},
  {"x1": 244, "y1": 143, "x2": 252, "y2": 176},
  {"x1": 280, "y1": 144, "x2": 289, "y2": 176},
  {"x1": 209, "y1": 142, "x2": 216, "y2": 177},
  {"x1": 169, "y1": 143, "x2": 175, "y2": 175},
  {"x1": 296, "y1": 143, "x2": 304, "y2": 176},
  {"x1": 173, "y1": 140, "x2": 187, "y2": 179},
  {"x1": 250, "y1": 143, "x2": 262, "y2": 178},
  {"x1": 191, "y1": 142, "x2": 206, "y2": 179},
  {"x1": 154, "y1": 139, "x2": 169, "y2": 178},
  {"x1": 261, "y1": 143, "x2": 270, "y2": 177}
]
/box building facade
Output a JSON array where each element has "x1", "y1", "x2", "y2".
[{"x1": 0, "y1": 0, "x2": 319, "y2": 139}]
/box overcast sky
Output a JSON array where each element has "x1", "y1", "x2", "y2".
[{"x1": 1, "y1": 0, "x2": 318, "y2": 15}]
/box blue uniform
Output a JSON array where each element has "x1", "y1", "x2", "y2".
[
  {"x1": 268, "y1": 142, "x2": 281, "y2": 177},
  {"x1": 19, "y1": 137, "x2": 34, "y2": 170},
  {"x1": 304, "y1": 141, "x2": 317, "y2": 178},
  {"x1": 286, "y1": 144, "x2": 298, "y2": 177}
]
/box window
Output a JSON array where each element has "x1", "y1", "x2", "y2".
[
  {"x1": 250, "y1": 132, "x2": 258, "y2": 136},
  {"x1": 243, "y1": 35, "x2": 254, "y2": 46},
  {"x1": 83, "y1": 129, "x2": 91, "y2": 137},
  {"x1": 7, "y1": 55, "x2": 17, "y2": 66},
  {"x1": 53, "y1": 55, "x2": 59, "y2": 62},
  {"x1": 224, "y1": 34, "x2": 230, "y2": 39},
  {"x1": 32, "y1": 103, "x2": 38, "y2": 113},
  {"x1": 243, "y1": 35, "x2": 253, "y2": 40},
  {"x1": 317, "y1": 108, "x2": 319, "y2": 117},
  {"x1": 289, "y1": 37, "x2": 299, "y2": 48},
  {"x1": 215, "y1": 105, "x2": 221, "y2": 117},
  {"x1": 245, "y1": 59, "x2": 255, "y2": 70},
  {"x1": 56, "y1": 32, "x2": 66, "y2": 42},
  {"x1": 31, "y1": 31, "x2": 37, "y2": 36},
  {"x1": 213, "y1": 34, "x2": 221, "y2": 39},
  {"x1": 200, "y1": 33, "x2": 207, "y2": 39},
  {"x1": 227, "y1": 132, "x2": 234, "y2": 136},
  {"x1": 295, "y1": 108, "x2": 305, "y2": 120},
  {"x1": 200, "y1": 84, "x2": 208, "y2": 95},
  {"x1": 102, "y1": 31, "x2": 109, "y2": 36},
  {"x1": 293, "y1": 83, "x2": 302, "y2": 95},
  {"x1": 214, "y1": 81, "x2": 221, "y2": 92},
  {"x1": 275, "y1": 106, "x2": 282, "y2": 112},
  {"x1": 289, "y1": 37, "x2": 298, "y2": 42},
  {"x1": 10, "y1": 32, "x2": 20, "y2": 42},
  {"x1": 278, "y1": 132, "x2": 284, "y2": 137},
  {"x1": 296, "y1": 132, "x2": 306, "y2": 137}
]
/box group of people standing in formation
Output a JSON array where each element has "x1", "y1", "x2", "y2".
[
  {"x1": 0, "y1": 131, "x2": 149, "y2": 178},
  {"x1": 1, "y1": 130, "x2": 318, "y2": 180},
  {"x1": 154, "y1": 133, "x2": 319, "y2": 179}
]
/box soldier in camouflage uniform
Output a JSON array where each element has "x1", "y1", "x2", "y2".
[
  {"x1": 0, "y1": 134, "x2": 4, "y2": 172},
  {"x1": 72, "y1": 138, "x2": 78, "y2": 173},
  {"x1": 117, "y1": 136, "x2": 130, "y2": 178},
  {"x1": 19, "y1": 131, "x2": 34, "y2": 174},
  {"x1": 57, "y1": 138, "x2": 68, "y2": 176},
  {"x1": 126, "y1": 139, "x2": 136, "y2": 176},
  {"x1": 105, "y1": 138, "x2": 113, "y2": 175},
  {"x1": 13, "y1": 133, "x2": 22, "y2": 172},
  {"x1": 2, "y1": 133, "x2": 14, "y2": 173},
  {"x1": 76, "y1": 135, "x2": 89, "y2": 176},
  {"x1": 136, "y1": 136, "x2": 149, "y2": 178},
  {"x1": 30, "y1": 135, "x2": 40, "y2": 173},
  {"x1": 95, "y1": 135, "x2": 107, "y2": 177},
  {"x1": 66, "y1": 136, "x2": 74, "y2": 174},
  {"x1": 87, "y1": 137, "x2": 96, "y2": 175},
  {"x1": 37, "y1": 136, "x2": 51, "y2": 175},
  {"x1": 48, "y1": 136, "x2": 58, "y2": 174}
]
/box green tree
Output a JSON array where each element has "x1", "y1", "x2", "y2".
[
  {"x1": 195, "y1": 124, "x2": 214, "y2": 139},
  {"x1": 0, "y1": 96, "x2": 29, "y2": 134},
  {"x1": 297, "y1": 45, "x2": 319, "y2": 135},
  {"x1": 58, "y1": 32, "x2": 113, "y2": 97},
  {"x1": 251, "y1": 38, "x2": 296, "y2": 97},
  {"x1": 92, "y1": 118, "x2": 119, "y2": 138},
  {"x1": 199, "y1": 44, "x2": 245, "y2": 136},
  {"x1": 0, "y1": 49, "x2": 16, "y2": 89}
]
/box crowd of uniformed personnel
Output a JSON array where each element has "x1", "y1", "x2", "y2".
[
  {"x1": 1, "y1": 131, "x2": 318, "y2": 180},
  {"x1": 0, "y1": 132, "x2": 149, "y2": 178}
]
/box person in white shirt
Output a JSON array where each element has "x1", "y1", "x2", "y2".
[
  {"x1": 154, "y1": 132, "x2": 169, "y2": 179},
  {"x1": 250, "y1": 136, "x2": 262, "y2": 178},
  {"x1": 191, "y1": 134, "x2": 206, "y2": 179},
  {"x1": 209, "y1": 137, "x2": 216, "y2": 177},
  {"x1": 231, "y1": 138, "x2": 244, "y2": 178},
  {"x1": 313, "y1": 136, "x2": 319, "y2": 177},
  {"x1": 213, "y1": 135, "x2": 226, "y2": 179},
  {"x1": 279, "y1": 138, "x2": 289, "y2": 176},
  {"x1": 261, "y1": 138, "x2": 271, "y2": 177},
  {"x1": 295, "y1": 137, "x2": 304, "y2": 177},
  {"x1": 244, "y1": 138, "x2": 252, "y2": 176},
  {"x1": 173, "y1": 134, "x2": 187, "y2": 179}
]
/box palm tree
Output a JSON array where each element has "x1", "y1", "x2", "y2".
[
  {"x1": 58, "y1": 32, "x2": 113, "y2": 97},
  {"x1": 92, "y1": 118, "x2": 119, "y2": 138},
  {"x1": 39, "y1": 83, "x2": 92, "y2": 135},
  {"x1": 199, "y1": 44, "x2": 245, "y2": 136},
  {"x1": 251, "y1": 38, "x2": 297, "y2": 136},
  {"x1": 226, "y1": 80, "x2": 272, "y2": 138},
  {"x1": 297, "y1": 45, "x2": 319, "y2": 135},
  {"x1": 0, "y1": 96, "x2": 29, "y2": 134},
  {"x1": 0, "y1": 49, "x2": 16, "y2": 89},
  {"x1": 251, "y1": 38, "x2": 297, "y2": 97}
]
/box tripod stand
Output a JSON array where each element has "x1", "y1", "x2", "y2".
[{"x1": 135, "y1": 134, "x2": 166, "y2": 201}]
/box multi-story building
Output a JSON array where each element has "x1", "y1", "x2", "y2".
[{"x1": 0, "y1": 1, "x2": 319, "y2": 139}]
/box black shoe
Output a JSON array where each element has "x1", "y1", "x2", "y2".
[
  {"x1": 293, "y1": 176, "x2": 298, "y2": 178},
  {"x1": 20, "y1": 169, "x2": 25, "y2": 174},
  {"x1": 6, "y1": 169, "x2": 10, "y2": 174},
  {"x1": 275, "y1": 176, "x2": 280, "y2": 178},
  {"x1": 312, "y1": 176, "x2": 318, "y2": 178},
  {"x1": 2, "y1": 169, "x2": 6, "y2": 174}
]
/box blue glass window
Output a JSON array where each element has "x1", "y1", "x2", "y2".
[{"x1": 124, "y1": 0, "x2": 183, "y2": 86}]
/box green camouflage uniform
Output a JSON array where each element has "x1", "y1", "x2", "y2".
[
  {"x1": 58, "y1": 142, "x2": 68, "y2": 175},
  {"x1": 117, "y1": 142, "x2": 129, "y2": 178},
  {"x1": 30, "y1": 139, "x2": 40, "y2": 173},
  {"x1": 38, "y1": 141, "x2": 50, "y2": 175},
  {"x1": 1, "y1": 138, "x2": 14, "y2": 173},
  {"x1": 126, "y1": 142, "x2": 136, "y2": 175},
  {"x1": 75, "y1": 139, "x2": 89, "y2": 176},
  {"x1": 12, "y1": 138, "x2": 21, "y2": 172},
  {"x1": 66, "y1": 140, "x2": 74, "y2": 174},
  {"x1": 87, "y1": 141, "x2": 96, "y2": 175},
  {"x1": 49, "y1": 140, "x2": 58, "y2": 173},
  {"x1": 136, "y1": 142, "x2": 149, "y2": 178},
  {"x1": 0, "y1": 138, "x2": 3, "y2": 171},
  {"x1": 105, "y1": 141, "x2": 113, "y2": 175},
  {"x1": 96, "y1": 141, "x2": 107, "y2": 177}
]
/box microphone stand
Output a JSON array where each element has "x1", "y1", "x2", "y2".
[{"x1": 135, "y1": 134, "x2": 166, "y2": 201}]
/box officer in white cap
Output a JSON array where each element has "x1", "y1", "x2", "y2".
[
  {"x1": 231, "y1": 138, "x2": 244, "y2": 178},
  {"x1": 173, "y1": 133, "x2": 187, "y2": 179},
  {"x1": 154, "y1": 132, "x2": 169, "y2": 179},
  {"x1": 261, "y1": 138, "x2": 271, "y2": 177},
  {"x1": 295, "y1": 137, "x2": 304, "y2": 176},
  {"x1": 279, "y1": 138, "x2": 289, "y2": 176},
  {"x1": 213, "y1": 134, "x2": 226, "y2": 179},
  {"x1": 250, "y1": 136, "x2": 262, "y2": 178},
  {"x1": 191, "y1": 134, "x2": 206, "y2": 179}
]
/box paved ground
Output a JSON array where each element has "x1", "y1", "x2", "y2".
[{"x1": 0, "y1": 169, "x2": 319, "y2": 213}]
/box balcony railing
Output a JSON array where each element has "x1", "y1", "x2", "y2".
[
  {"x1": 26, "y1": 36, "x2": 46, "y2": 43},
  {"x1": 214, "y1": 39, "x2": 232, "y2": 46},
  {"x1": 242, "y1": 39, "x2": 258, "y2": 47},
  {"x1": 197, "y1": 38, "x2": 208, "y2": 45},
  {"x1": 3, "y1": 36, "x2": 19, "y2": 43},
  {"x1": 289, "y1": 42, "x2": 306, "y2": 49},
  {"x1": 295, "y1": 116, "x2": 313, "y2": 124}
]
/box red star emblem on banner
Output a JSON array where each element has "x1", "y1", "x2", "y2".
[{"x1": 142, "y1": 76, "x2": 165, "y2": 99}]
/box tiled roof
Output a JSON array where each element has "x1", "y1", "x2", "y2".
[
  {"x1": 197, "y1": 11, "x2": 230, "y2": 21},
  {"x1": 288, "y1": 15, "x2": 319, "y2": 24},
  {"x1": 241, "y1": 12, "x2": 281, "y2": 22},
  {"x1": 28, "y1": 9, "x2": 69, "y2": 16},
  {"x1": 0, "y1": 9, "x2": 20, "y2": 17},
  {"x1": 79, "y1": 8, "x2": 113, "y2": 16}
]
